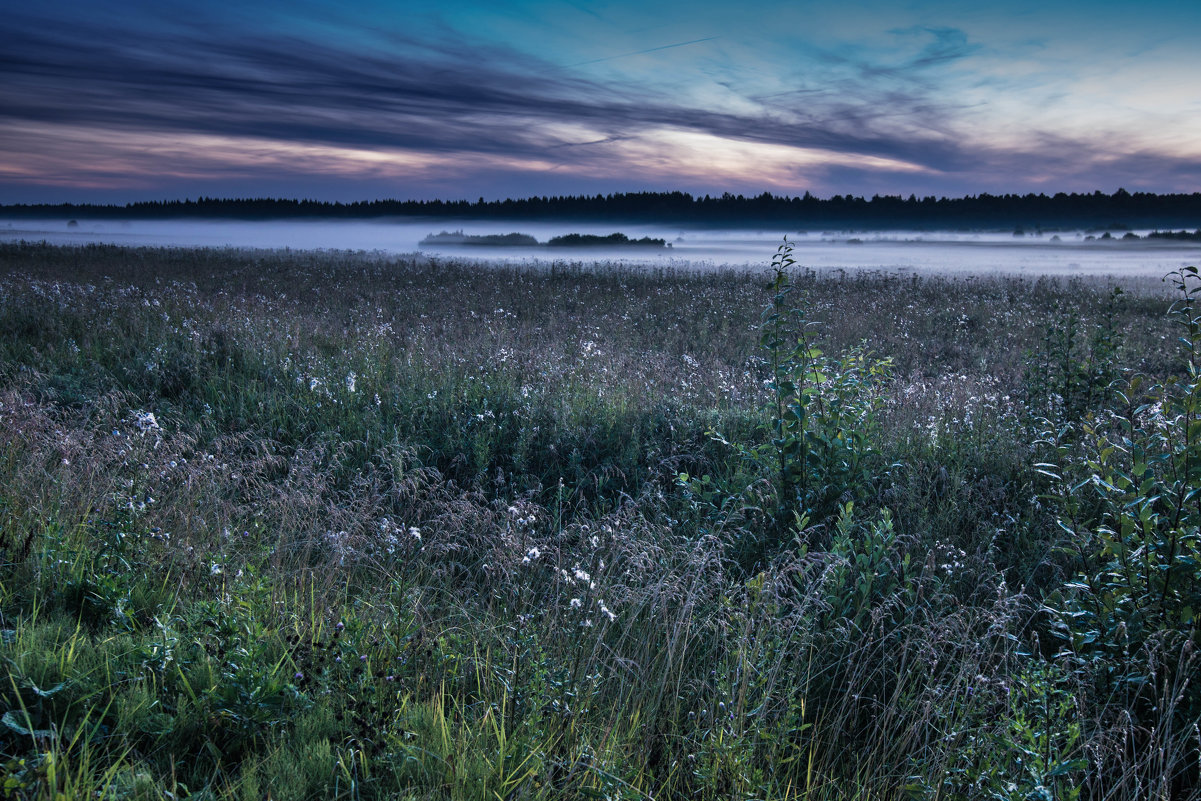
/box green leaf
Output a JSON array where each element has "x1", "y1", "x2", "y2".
[
  {"x1": 1046, "y1": 758, "x2": 1088, "y2": 777},
  {"x1": 1, "y1": 711, "x2": 52, "y2": 739},
  {"x1": 29, "y1": 682, "x2": 66, "y2": 699}
]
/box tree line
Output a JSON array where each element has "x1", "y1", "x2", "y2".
[{"x1": 4, "y1": 188, "x2": 1200, "y2": 228}]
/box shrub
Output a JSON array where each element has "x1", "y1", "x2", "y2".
[
  {"x1": 1041, "y1": 266, "x2": 1201, "y2": 794},
  {"x1": 682, "y1": 240, "x2": 893, "y2": 566}
]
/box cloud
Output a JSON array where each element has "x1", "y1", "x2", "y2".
[
  {"x1": 0, "y1": 18, "x2": 970, "y2": 168},
  {"x1": 904, "y1": 26, "x2": 980, "y2": 70},
  {"x1": 0, "y1": 10, "x2": 1198, "y2": 199}
]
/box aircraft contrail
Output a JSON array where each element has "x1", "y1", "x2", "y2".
[{"x1": 568, "y1": 36, "x2": 719, "y2": 67}]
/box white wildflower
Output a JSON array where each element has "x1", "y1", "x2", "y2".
[
  {"x1": 597, "y1": 599, "x2": 616, "y2": 622},
  {"x1": 572, "y1": 566, "x2": 595, "y2": 589}
]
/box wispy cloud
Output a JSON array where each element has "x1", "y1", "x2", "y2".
[
  {"x1": 0, "y1": 20, "x2": 966, "y2": 167},
  {"x1": 1, "y1": 6, "x2": 1198, "y2": 200}
]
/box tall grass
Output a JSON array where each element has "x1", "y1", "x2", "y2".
[{"x1": 0, "y1": 241, "x2": 1194, "y2": 799}]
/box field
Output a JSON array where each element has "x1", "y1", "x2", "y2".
[{"x1": 0, "y1": 240, "x2": 1197, "y2": 800}]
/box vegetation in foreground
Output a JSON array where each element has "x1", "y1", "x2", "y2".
[{"x1": 0, "y1": 241, "x2": 1197, "y2": 800}]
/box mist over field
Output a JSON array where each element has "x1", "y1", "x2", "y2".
[{"x1": 3, "y1": 217, "x2": 1200, "y2": 279}]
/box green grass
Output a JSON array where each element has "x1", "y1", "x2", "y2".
[{"x1": 0, "y1": 241, "x2": 1196, "y2": 799}]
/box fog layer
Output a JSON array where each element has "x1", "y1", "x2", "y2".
[{"x1": 2, "y1": 218, "x2": 1199, "y2": 278}]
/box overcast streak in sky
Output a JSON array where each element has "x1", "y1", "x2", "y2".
[{"x1": 1, "y1": 0, "x2": 1199, "y2": 202}]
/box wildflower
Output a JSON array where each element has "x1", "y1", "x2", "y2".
[
  {"x1": 522, "y1": 547, "x2": 541, "y2": 564},
  {"x1": 572, "y1": 566, "x2": 595, "y2": 589},
  {"x1": 597, "y1": 600, "x2": 616, "y2": 622},
  {"x1": 408, "y1": 526, "x2": 421, "y2": 541},
  {"x1": 135, "y1": 411, "x2": 160, "y2": 432},
  {"x1": 345, "y1": 372, "x2": 356, "y2": 393},
  {"x1": 570, "y1": 598, "x2": 583, "y2": 609}
]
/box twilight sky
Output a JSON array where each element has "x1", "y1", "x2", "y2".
[{"x1": 1, "y1": 0, "x2": 1199, "y2": 203}]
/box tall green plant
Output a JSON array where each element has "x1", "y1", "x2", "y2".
[
  {"x1": 1042, "y1": 267, "x2": 1201, "y2": 765},
  {"x1": 1025, "y1": 287, "x2": 1123, "y2": 425},
  {"x1": 683, "y1": 240, "x2": 892, "y2": 563}
]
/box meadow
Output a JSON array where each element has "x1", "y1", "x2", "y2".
[{"x1": 0, "y1": 240, "x2": 1197, "y2": 800}]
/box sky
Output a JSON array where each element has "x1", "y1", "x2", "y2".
[{"x1": 1, "y1": 0, "x2": 1199, "y2": 204}]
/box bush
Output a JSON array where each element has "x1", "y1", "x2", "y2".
[
  {"x1": 682, "y1": 240, "x2": 893, "y2": 567},
  {"x1": 1041, "y1": 266, "x2": 1201, "y2": 794}
]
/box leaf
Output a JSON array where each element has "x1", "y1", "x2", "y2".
[
  {"x1": 1, "y1": 711, "x2": 53, "y2": 739},
  {"x1": 29, "y1": 682, "x2": 66, "y2": 699},
  {"x1": 1046, "y1": 758, "x2": 1088, "y2": 777}
]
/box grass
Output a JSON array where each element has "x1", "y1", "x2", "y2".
[{"x1": 0, "y1": 240, "x2": 1196, "y2": 799}]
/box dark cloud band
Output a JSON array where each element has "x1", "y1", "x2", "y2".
[{"x1": 1, "y1": 10, "x2": 1197, "y2": 197}]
